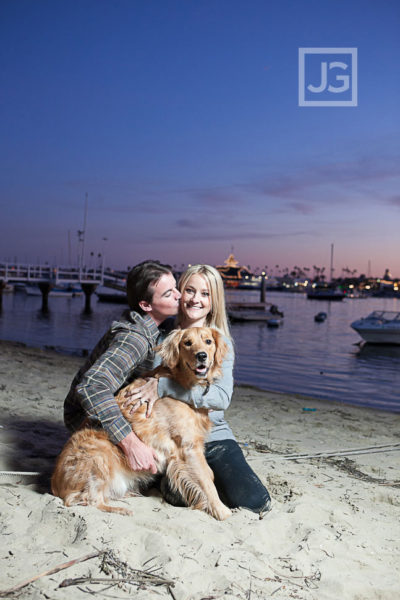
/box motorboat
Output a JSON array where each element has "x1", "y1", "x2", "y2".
[
  {"x1": 351, "y1": 311, "x2": 400, "y2": 344},
  {"x1": 307, "y1": 285, "x2": 345, "y2": 301},
  {"x1": 314, "y1": 312, "x2": 327, "y2": 322},
  {"x1": 227, "y1": 302, "x2": 283, "y2": 324}
]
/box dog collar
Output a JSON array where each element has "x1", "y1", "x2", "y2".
[{"x1": 202, "y1": 382, "x2": 210, "y2": 396}]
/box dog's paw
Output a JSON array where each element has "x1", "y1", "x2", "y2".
[{"x1": 214, "y1": 504, "x2": 232, "y2": 521}]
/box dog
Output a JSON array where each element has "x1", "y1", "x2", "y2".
[{"x1": 51, "y1": 327, "x2": 232, "y2": 520}]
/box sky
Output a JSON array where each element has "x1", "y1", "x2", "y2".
[{"x1": 1, "y1": 0, "x2": 399, "y2": 278}]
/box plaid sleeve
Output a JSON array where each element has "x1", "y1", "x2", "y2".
[{"x1": 76, "y1": 330, "x2": 149, "y2": 444}]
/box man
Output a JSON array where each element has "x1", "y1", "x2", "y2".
[{"x1": 64, "y1": 260, "x2": 181, "y2": 474}]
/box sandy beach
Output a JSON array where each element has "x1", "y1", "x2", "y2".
[{"x1": 0, "y1": 339, "x2": 399, "y2": 600}]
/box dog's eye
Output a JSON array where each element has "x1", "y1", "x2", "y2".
[
  {"x1": 205, "y1": 339, "x2": 212, "y2": 345},
  {"x1": 184, "y1": 340, "x2": 192, "y2": 347}
]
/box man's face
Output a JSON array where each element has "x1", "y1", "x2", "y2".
[{"x1": 140, "y1": 272, "x2": 181, "y2": 325}]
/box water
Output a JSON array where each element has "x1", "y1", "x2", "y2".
[
  {"x1": 226, "y1": 291, "x2": 400, "y2": 413},
  {"x1": 1, "y1": 290, "x2": 399, "y2": 413}
]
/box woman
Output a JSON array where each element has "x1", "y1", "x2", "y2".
[{"x1": 128, "y1": 265, "x2": 271, "y2": 514}]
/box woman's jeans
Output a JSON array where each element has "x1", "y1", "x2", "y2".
[{"x1": 161, "y1": 439, "x2": 271, "y2": 514}]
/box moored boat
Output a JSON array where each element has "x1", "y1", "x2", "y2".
[
  {"x1": 95, "y1": 285, "x2": 127, "y2": 304},
  {"x1": 314, "y1": 312, "x2": 327, "y2": 322},
  {"x1": 216, "y1": 253, "x2": 252, "y2": 288},
  {"x1": 307, "y1": 285, "x2": 345, "y2": 301},
  {"x1": 227, "y1": 302, "x2": 283, "y2": 324},
  {"x1": 24, "y1": 284, "x2": 83, "y2": 297},
  {"x1": 351, "y1": 311, "x2": 400, "y2": 344}
]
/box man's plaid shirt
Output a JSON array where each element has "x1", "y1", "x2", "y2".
[{"x1": 64, "y1": 310, "x2": 161, "y2": 444}]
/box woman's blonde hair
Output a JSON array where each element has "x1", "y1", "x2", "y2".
[{"x1": 177, "y1": 264, "x2": 232, "y2": 340}]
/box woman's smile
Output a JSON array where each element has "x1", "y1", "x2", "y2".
[{"x1": 180, "y1": 273, "x2": 211, "y2": 327}]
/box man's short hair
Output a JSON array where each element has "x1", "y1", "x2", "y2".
[{"x1": 127, "y1": 260, "x2": 172, "y2": 313}]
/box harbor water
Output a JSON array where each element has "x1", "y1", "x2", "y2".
[{"x1": 1, "y1": 289, "x2": 399, "y2": 413}]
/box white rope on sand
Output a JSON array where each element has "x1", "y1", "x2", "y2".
[
  {"x1": 259, "y1": 442, "x2": 400, "y2": 461},
  {"x1": 0, "y1": 471, "x2": 41, "y2": 483}
]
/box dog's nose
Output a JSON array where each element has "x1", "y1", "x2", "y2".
[{"x1": 196, "y1": 352, "x2": 207, "y2": 362}]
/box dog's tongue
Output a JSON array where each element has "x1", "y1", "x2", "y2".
[{"x1": 196, "y1": 365, "x2": 207, "y2": 375}]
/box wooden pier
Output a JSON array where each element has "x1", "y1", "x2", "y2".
[
  {"x1": 226, "y1": 276, "x2": 284, "y2": 324},
  {"x1": 0, "y1": 262, "x2": 104, "y2": 311}
]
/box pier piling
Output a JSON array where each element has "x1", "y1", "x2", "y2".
[
  {"x1": 81, "y1": 283, "x2": 97, "y2": 313},
  {"x1": 0, "y1": 280, "x2": 4, "y2": 310},
  {"x1": 38, "y1": 282, "x2": 52, "y2": 312},
  {"x1": 260, "y1": 273, "x2": 266, "y2": 303}
]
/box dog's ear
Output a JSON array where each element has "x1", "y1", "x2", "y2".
[
  {"x1": 156, "y1": 329, "x2": 184, "y2": 370},
  {"x1": 212, "y1": 329, "x2": 229, "y2": 368}
]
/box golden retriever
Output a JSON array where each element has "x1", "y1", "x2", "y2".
[{"x1": 51, "y1": 327, "x2": 232, "y2": 520}]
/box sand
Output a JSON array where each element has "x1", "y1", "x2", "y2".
[{"x1": 0, "y1": 339, "x2": 399, "y2": 600}]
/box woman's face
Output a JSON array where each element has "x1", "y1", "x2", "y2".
[{"x1": 180, "y1": 273, "x2": 212, "y2": 325}]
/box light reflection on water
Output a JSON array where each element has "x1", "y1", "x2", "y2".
[{"x1": 0, "y1": 290, "x2": 399, "y2": 412}]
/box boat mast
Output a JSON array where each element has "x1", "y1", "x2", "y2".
[
  {"x1": 80, "y1": 193, "x2": 88, "y2": 270},
  {"x1": 330, "y1": 243, "x2": 334, "y2": 282},
  {"x1": 67, "y1": 230, "x2": 72, "y2": 265}
]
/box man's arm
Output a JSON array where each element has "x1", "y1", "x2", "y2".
[
  {"x1": 76, "y1": 331, "x2": 157, "y2": 471},
  {"x1": 117, "y1": 431, "x2": 157, "y2": 473}
]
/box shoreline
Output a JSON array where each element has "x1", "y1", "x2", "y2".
[
  {"x1": 1, "y1": 339, "x2": 400, "y2": 599},
  {"x1": 1, "y1": 337, "x2": 399, "y2": 416}
]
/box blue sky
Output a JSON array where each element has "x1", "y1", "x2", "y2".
[{"x1": 1, "y1": 0, "x2": 399, "y2": 277}]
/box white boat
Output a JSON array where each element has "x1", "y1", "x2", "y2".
[{"x1": 351, "y1": 311, "x2": 400, "y2": 344}]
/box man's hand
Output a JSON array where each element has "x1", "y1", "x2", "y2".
[
  {"x1": 117, "y1": 431, "x2": 158, "y2": 473},
  {"x1": 123, "y1": 377, "x2": 159, "y2": 418}
]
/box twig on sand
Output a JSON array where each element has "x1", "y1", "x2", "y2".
[
  {"x1": 0, "y1": 551, "x2": 102, "y2": 597},
  {"x1": 271, "y1": 586, "x2": 282, "y2": 596},
  {"x1": 246, "y1": 571, "x2": 252, "y2": 600},
  {"x1": 168, "y1": 585, "x2": 178, "y2": 600},
  {"x1": 60, "y1": 550, "x2": 175, "y2": 591},
  {"x1": 327, "y1": 457, "x2": 400, "y2": 488},
  {"x1": 265, "y1": 565, "x2": 321, "y2": 591},
  {"x1": 60, "y1": 575, "x2": 174, "y2": 588}
]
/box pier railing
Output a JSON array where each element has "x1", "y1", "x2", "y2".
[{"x1": 0, "y1": 263, "x2": 104, "y2": 285}]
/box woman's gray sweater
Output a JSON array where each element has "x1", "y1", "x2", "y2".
[{"x1": 156, "y1": 336, "x2": 236, "y2": 443}]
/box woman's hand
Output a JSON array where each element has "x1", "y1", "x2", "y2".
[{"x1": 123, "y1": 377, "x2": 159, "y2": 418}]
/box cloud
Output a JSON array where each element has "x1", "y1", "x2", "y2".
[
  {"x1": 288, "y1": 202, "x2": 315, "y2": 215},
  {"x1": 237, "y1": 154, "x2": 400, "y2": 204},
  {"x1": 173, "y1": 185, "x2": 243, "y2": 208},
  {"x1": 137, "y1": 228, "x2": 315, "y2": 243},
  {"x1": 64, "y1": 151, "x2": 400, "y2": 224},
  {"x1": 387, "y1": 195, "x2": 400, "y2": 207},
  {"x1": 175, "y1": 218, "x2": 199, "y2": 228}
]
